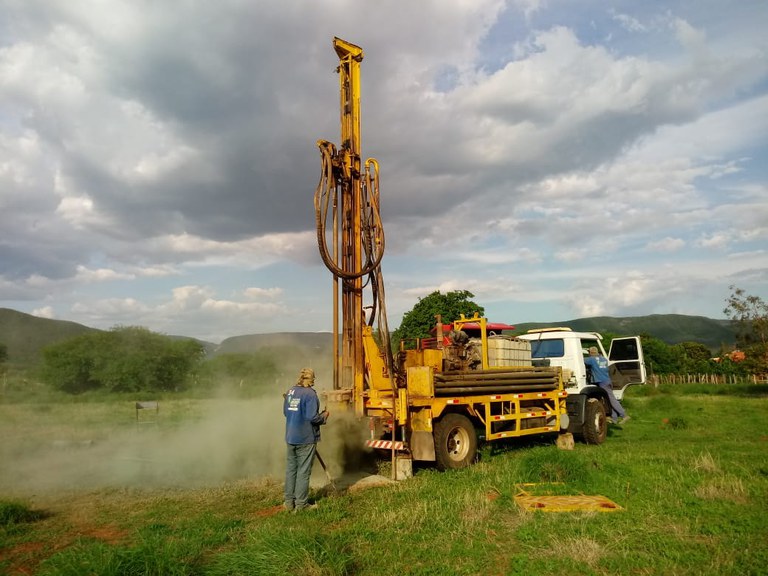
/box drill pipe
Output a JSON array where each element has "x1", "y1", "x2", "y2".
[
  {"x1": 433, "y1": 378, "x2": 557, "y2": 388},
  {"x1": 434, "y1": 383, "x2": 558, "y2": 395},
  {"x1": 436, "y1": 370, "x2": 557, "y2": 382}
]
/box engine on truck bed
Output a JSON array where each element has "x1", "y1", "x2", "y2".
[
  {"x1": 441, "y1": 328, "x2": 482, "y2": 371},
  {"x1": 419, "y1": 321, "x2": 534, "y2": 372}
]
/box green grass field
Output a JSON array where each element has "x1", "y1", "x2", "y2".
[{"x1": 1, "y1": 384, "x2": 767, "y2": 575}]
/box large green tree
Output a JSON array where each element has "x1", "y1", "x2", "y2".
[
  {"x1": 675, "y1": 341, "x2": 714, "y2": 373},
  {"x1": 724, "y1": 285, "x2": 768, "y2": 373},
  {"x1": 638, "y1": 334, "x2": 748, "y2": 377},
  {"x1": 639, "y1": 334, "x2": 679, "y2": 374},
  {"x1": 42, "y1": 326, "x2": 204, "y2": 394},
  {"x1": 392, "y1": 290, "x2": 484, "y2": 348}
]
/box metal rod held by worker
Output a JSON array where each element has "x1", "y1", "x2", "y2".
[{"x1": 315, "y1": 449, "x2": 335, "y2": 490}]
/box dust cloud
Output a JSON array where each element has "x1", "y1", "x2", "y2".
[{"x1": 0, "y1": 366, "x2": 376, "y2": 496}]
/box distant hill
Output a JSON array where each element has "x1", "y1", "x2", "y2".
[
  {"x1": 0, "y1": 308, "x2": 215, "y2": 367},
  {"x1": 512, "y1": 314, "x2": 735, "y2": 350},
  {"x1": 0, "y1": 308, "x2": 99, "y2": 366},
  {"x1": 0, "y1": 308, "x2": 736, "y2": 367},
  {"x1": 214, "y1": 332, "x2": 335, "y2": 380},
  {"x1": 215, "y1": 332, "x2": 334, "y2": 356}
]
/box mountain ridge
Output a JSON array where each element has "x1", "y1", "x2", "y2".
[
  {"x1": 510, "y1": 313, "x2": 734, "y2": 349},
  {"x1": 0, "y1": 307, "x2": 735, "y2": 366}
]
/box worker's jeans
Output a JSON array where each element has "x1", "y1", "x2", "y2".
[
  {"x1": 285, "y1": 443, "x2": 316, "y2": 510},
  {"x1": 598, "y1": 381, "x2": 626, "y2": 422}
]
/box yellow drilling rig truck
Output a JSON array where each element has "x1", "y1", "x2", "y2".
[{"x1": 314, "y1": 38, "x2": 644, "y2": 477}]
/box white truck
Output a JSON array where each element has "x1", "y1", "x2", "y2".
[{"x1": 518, "y1": 328, "x2": 647, "y2": 444}]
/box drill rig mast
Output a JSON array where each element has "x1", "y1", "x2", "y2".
[{"x1": 315, "y1": 38, "x2": 396, "y2": 415}]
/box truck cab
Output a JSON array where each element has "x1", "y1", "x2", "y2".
[{"x1": 518, "y1": 328, "x2": 646, "y2": 443}]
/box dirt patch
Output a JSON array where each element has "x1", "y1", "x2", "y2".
[
  {"x1": 253, "y1": 505, "x2": 284, "y2": 518},
  {"x1": 1, "y1": 541, "x2": 46, "y2": 576},
  {"x1": 1, "y1": 518, "x2": 129, "y2": 575},
  {"x1": 78, "y1": 524, "x2": 130, "y2": 545}
]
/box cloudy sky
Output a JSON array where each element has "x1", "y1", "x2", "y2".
[{"x1": 1, "y1": 0, "x2": 766, "y2": 343}]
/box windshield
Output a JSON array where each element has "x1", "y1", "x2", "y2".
[{"x1": 530, "y1": 339, "x2": 564, "y2": 358}]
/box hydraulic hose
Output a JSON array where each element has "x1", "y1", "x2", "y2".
[
  {"x1": 314, "y1": 140, "x2": 398, "y2": 388},
  {"x1": 314, "y1": 141, "x2": 385, "y2": 282}
]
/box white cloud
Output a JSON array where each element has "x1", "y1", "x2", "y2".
[
  {"x1": 0, "y1": 0, "x2": 766, "y2": 340},
  {"x1": 71, "y1": 297, "x2": 148, "y2": 318},
  {"x1": 728, "y1": 250, "x2": 766, "y2": 261},
  {"x1": 134, "y1": 265, "x2": 179, "y2": 278},
  {"x1": 571, "y1": 296, "x2": 606, "y2": 318},
  {"x1": 168, "y1": 285, "x2": 214, "y2": 311},
  {"x1": 244, "y1": 287, "x2": 282, "y2": 299},
  {"x1": 75, "y1": 265, "x2": 134, "y2": 282},
  {"x1": 646, "y1": 237, "x2": 686, "y2": 253},
  {"x1": 555, "y1": 249, "x2": 587, "y2": 263},
  {"x1": 610, "y1": 11, "x2": 647, "y2": 33},
  {"x1": 55, "y1": 195, "x2": 96, "y2": 226},
  {"x1": 32, "y1": 306, "x2": 56, "y2": 319},
  {"x1": 147, "y1": 231, "x2": 317, "y2": 268},
  {"x1": 697, "y1": 233, "x2": 731, "y2": 250}
]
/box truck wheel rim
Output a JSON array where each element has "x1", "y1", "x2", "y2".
[
  {"x1": 593, "y1": 412, "x2": 604, "y2": 433},
  {"x1": 446, "y1": 427, "x2": 470, "y2": 460}
]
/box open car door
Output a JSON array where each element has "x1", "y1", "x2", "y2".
[{"x1": 608, "y1": 336, "x2": 646, "y2": 397}]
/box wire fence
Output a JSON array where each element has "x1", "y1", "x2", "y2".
[{"x1": 648, "y1": 373, "x2": 767, "y2": 386}]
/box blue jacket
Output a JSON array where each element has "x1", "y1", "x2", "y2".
[
  {"x1": 585, "y1": 355, "x2": 611, "y2": 384},
  {"x1": 283, "y1": 385, "x2": 326, "y2": 445}
]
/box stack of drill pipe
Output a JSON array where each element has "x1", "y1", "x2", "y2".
[{"x1": 433, "y1": 369, "x2": 558, "y2": 396}]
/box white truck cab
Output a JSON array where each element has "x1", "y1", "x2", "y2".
[{"x1": 518, "y1": 328, "x2": 646, "y2": 444}]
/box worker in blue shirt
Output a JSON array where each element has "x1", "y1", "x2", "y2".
[
  {"x1": 283, "y1": 367, "x2": 329, "y2": 511},
  {"x1": 585, "y1": 346, "x2": 629, "y2": 425}
]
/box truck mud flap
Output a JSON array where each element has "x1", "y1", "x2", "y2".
[
  {"x1": 565, "y1": 394, "x2": 586, "y2": 434},
  {"x1": 410, "y1": 430, "x2": 436, "y2": 461}
]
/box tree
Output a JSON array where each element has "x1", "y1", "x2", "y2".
[
  {"x1": 392, "y1": 290, "x2": 484, "y2": 347},
  {"x1": 41, "y1": 327, "x2": 204, "y2": 394},
  {"x1": 724, "y1": 285, "x2": 768, "y2": 373},
  {"x1": 41, "y1": 336, "x2": 100, "y2": 393},
  {"x1": 676, "y1": 341, "x2": 714, "y2": 373},
  {"x1": 639, "y1": 334, "x2": 681, "y2": 374}
]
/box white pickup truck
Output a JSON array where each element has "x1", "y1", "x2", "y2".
[{"x1": 518, "y1": 328, "x2": 647, "y2": 444}]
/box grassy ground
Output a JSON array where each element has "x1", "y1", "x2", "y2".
[{"x1": 1, "y1": 384, "x2": 767, "y2": 575}]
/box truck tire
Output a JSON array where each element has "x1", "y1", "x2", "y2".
[
  {"x1": 434, "y1": 413, "x2": 477, "y2": 470},
  {"x1": 582, "y1": 398, "x2": 607, "y2": 445}
]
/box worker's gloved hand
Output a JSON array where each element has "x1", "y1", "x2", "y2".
[{"x1": 322, "y1": 410, "x2": 330, "y2": 422}]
